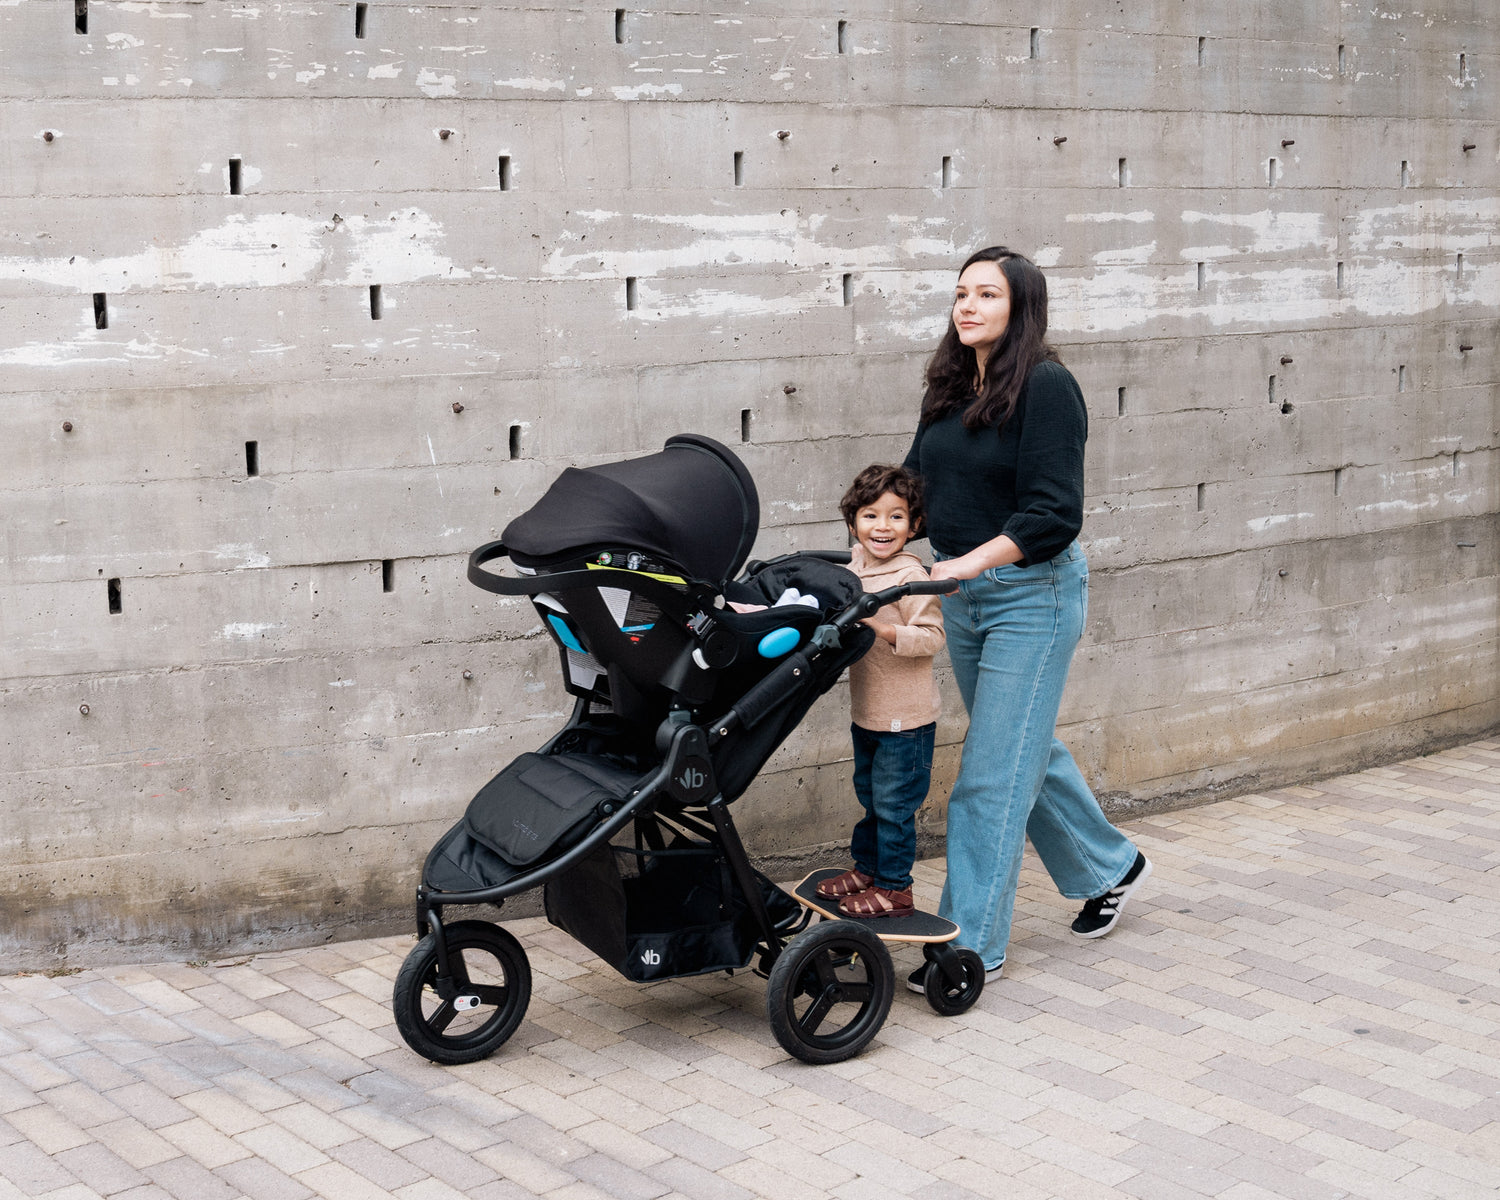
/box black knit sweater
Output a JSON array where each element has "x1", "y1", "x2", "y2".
[{"x1": 902, "y1": 359, "x2": 1087, "y2": 566}]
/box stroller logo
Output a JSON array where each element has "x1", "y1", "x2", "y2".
[
  {"x1": 640, "y1": 949, "x2": 661, "y2": 966},
  {"x1": 512, "y1": 819, "x2": 539, "y2": 841},
  {"x1": 676, "y1": 766, "x2": 706, "y2": 791}
]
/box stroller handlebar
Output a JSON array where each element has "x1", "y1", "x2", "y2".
[
  {"x1": 830, "y1": 578, "x2": 959, "y2": 632},
  {"x1": 713, "y1": 576, "x2": 958, "y2": 743}
]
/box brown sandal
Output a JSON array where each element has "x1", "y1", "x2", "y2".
[
  {"x1": 815, "y1": 868, "x2": 872, "y2": 900},
  {"x1": 839, "y1": 886, "x2": 914, "y2": 918}
]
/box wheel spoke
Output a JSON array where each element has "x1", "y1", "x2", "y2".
[
  {"x1": 798, "y1": 988, "x2": 837, "y2": 1034},
  {"x1": 429, "y1": 999, "x2": 459, "y2": 1033},
  {"x1": 808, "y1": 952, "x2": 840, "y2": 992},
  {"x1": 839, "y1": 981, "x2": 873, "y2": 1004},
  {"x1": 472, "y1": 984, "x2": 509, "y2": 1007}
]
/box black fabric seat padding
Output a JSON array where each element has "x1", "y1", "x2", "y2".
[{"x1": 463, "y1": 752, "x2": 645, "y2": 867}]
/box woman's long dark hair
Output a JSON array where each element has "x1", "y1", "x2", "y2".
[{"x1": 920, "y1": 246, "x2": 1062, "y2": 430}]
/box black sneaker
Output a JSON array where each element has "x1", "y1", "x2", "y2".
[
  {"x1": 1071, "y1": 853, "x2": 1152, "y2": 939},
  {"x1": 906, "y1": 960, "x2": 1003, "y2": 994}
]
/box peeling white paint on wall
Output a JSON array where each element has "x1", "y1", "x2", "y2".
[
  {"x1": 0, "y1": 211, "x2": 473, "y2": 294},
  {"x1": 1180, "y1": 209, "x2": 1332, "y2": 257},
  {"x1": 1347, "y1": 197, "x2": 1500, "y2": 253},
  {"x1": 221, "y1": 622, "x2": 281, "y2": 640},
  {"x1": 610, "y1": 82, "x2": 683, "y2": 99},
  {"x1": 494, "y1": 76, "x2": 565, "y2": 92}
]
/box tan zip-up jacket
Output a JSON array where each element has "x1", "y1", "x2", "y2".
[{"x1": 846, "y1": 545, "x2": 945, "y2": 733}]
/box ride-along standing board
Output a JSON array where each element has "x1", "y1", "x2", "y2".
[{"x1": 790, "y1": 869, "x2": 986, "y2": 1014}]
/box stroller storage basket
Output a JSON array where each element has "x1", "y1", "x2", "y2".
[{"x1": 544, "y1": 823, "x2": 798, "y2": 982}]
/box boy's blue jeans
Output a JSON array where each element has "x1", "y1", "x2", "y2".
[
  {"x1": 849, "y1": 722, "x2": 935, "y2": 892},
  {"x1": 937, "y1": 542, "x2": 1139, "y2": 970}
]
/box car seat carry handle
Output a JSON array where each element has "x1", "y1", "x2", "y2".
[{"x1": 467, "y1": 539, "x2": 709, "y2": 611}]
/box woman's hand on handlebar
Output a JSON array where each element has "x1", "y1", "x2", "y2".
[
  {"x1": 930, "y1": 556, "x2": 981, "y2": 582},
  {"x1": 930, "y1": 534, "x2": 1025, "y2": 582}
]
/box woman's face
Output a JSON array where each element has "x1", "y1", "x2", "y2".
[{"x1": 952, "y1": 260, "x2": 1012, "y2": 362}]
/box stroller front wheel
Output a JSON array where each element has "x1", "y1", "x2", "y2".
[
  {"x1": 766, "y1": 920, "x2": 894, "y2": 1064},
  {"x1": 920, "y1": 946, "x2": 986, "y2": 1015},
  {"x1": 393, "y1": 920, "x2": 532, "y2": 1064}
]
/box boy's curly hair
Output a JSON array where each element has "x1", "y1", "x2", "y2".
[{"x1": 839, "y1": 463, "x2": 924, "y2": 530}]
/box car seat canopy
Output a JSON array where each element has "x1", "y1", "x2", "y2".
[{"x1": 502, "y1": 434, "x2": 760, "y2": 583}]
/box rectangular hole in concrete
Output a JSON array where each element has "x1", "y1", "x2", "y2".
[
  {"x1": 355, "y1": 2, "x2": 367, "y2": 39},
  {"x1": 107, "y1": 577, "x2": 121, "y2": 615},
  {"x1": 1030, "y1": 28, "x2": 1040, "y2": 59},
  {"x1": 1268, "y1": 157, "x2": 1278, "y2": 186},
  {"x1": 93, "y1": 293, "x2": 107, "y2": 329},
  {"x1": 614, "y1": 8, "x2": 625, "y2": 44},
  {"x1": 1117, "y1": 386, "x2": 1127, "y2": 416},
  {"x1": 508, "y1": 424, "x2": 521, "y2": 459},
  {"x1": 625, "y1": 277, "x2": 638, "y2": 310},
  {"x1": 1268, "y1": 374, "x2": 1277, "y2": 404},
  {"x1": 1198, "y1": 36, "x2": 1206, "y2": 66},
  {"x1": 941, "y1": 156, "x2": 952, "y2": 188},
  {"x1": 369, "y1": 284, "x2": 382, "y2": 319},
  {"x1": 842, "y1": 273, "x2": 853, "y2": 306},
  {"x1": 733, "y1": 150, "x2": 743, "y2": 186},
  {"x1": 245, "y1": 441, "x2": 259, "y2": 477},
  {"x1": 1118, "y1": 157, "x2": 1127, "y2": 187},
  {"x1": 838, "y1": 20, "x2": 848, "y2": 54},
  {"x1": 1197, "y1": 262, "x2": 1206, "y2": 291},
  {"x1": 1334, "y1": 467, "x2": 1346, "y2": 495},
  {"x1": 1338, "y1": 44, "x2": 1346, "y2": 75},
  {"x1": 1337, "y1": 261, "x2": 1345, "y2": 291},
  {"x1": 381, "y1": 560, "x2": 394, "y2": 593},
  {"x1": 1457, "y1": 252, "x2": 1465, "y2": 281},
  {"x1": 497, "y1": 155, "x2": 511, "y2": 190},
  {"x1": 1460, "y1": 52, "x2": 1468, "y2": 81},
  {"x1": 1196, "y1": 483, "x2": 1206, "y2": 512},
  {"x1": 74, "y1": 1, "x2": 86, "y2": 34},
  {"x1": 228, "y1": 158, "x2": 242, "y2": 195},
  {"x1": 1398, "y1": 364, "x2": 1407, "y2": 392},
  {"x1": 1401, "y1": 160, "x2": 1410, "y2": 187},
  {"x1": 740, "y1": 409, "x2": 751, "y2": 443},
  {"x1": 1453, "y1": 450, "x2": 1461, "y2": 477}
]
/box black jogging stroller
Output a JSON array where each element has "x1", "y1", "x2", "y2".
[{"x1": 392, "y1": 434, "x2": 985, "y2": 1065}]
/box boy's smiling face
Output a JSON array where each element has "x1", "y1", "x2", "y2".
[{"x1": 851, "y1": 491, "x2": 914, "y2": 563}]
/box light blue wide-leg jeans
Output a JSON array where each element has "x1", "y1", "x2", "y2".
[{"x1": 937, "y1": 542, "x2": 1139, "y2": 970}]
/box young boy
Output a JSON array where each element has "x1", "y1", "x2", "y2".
[{"x1": 817, "y1": 464, "x2": 945, "y2": 917}]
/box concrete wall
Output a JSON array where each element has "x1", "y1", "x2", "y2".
[{"x1": 2, "y1": 1, "x2": 1496, "y2": 968}]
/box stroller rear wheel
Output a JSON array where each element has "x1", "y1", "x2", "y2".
[
  {"x1": 393, "y1": 920, "x2": 531, "y2": 1065},
  {"x1": 766, "y1": 920, "x2": 894, "y2": 1064}
]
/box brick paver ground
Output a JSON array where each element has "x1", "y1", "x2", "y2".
[{"x1": 3, "y1": 740, "x2": 1498, "y2": 1199}]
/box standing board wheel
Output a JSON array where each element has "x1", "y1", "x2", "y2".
[
  {"x1": 393, "y1": 920, "x2": 531, "y2": 1064},
  {"x1": 766, "y1": 919, "x2": 894, "y2": 1064},
  {"x1": 921, "y1": 947, "x2": 986, "y2": 1015}
]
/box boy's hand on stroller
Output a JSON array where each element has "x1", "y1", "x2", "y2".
[{"x1": 860, "y1": 617, "x2": 897, "y2": 645}]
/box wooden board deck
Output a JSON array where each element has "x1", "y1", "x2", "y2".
[{"x1": 791, "y1": 869, "x2": 960, "y2": 944}]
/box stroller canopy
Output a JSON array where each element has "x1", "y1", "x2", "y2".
[{"x1": 502, "y1": 434, "x2": 760, "y2": 583}]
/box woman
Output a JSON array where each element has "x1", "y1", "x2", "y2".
[{"x1": 903, "y1": 246, "x2": 1150, "y2": 986}]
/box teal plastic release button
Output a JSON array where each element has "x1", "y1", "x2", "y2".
[{"x1": 757, "y1": 627, "x2": 801, "y2": 658}]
